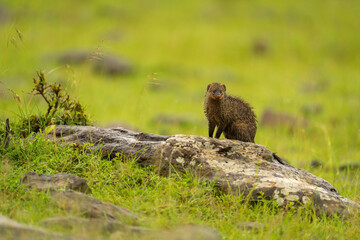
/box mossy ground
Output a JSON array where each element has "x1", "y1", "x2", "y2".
[{"x1": 1, "y1": 0, "x2": 360, "y2": 239}]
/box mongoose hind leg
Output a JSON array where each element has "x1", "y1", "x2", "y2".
[{"x1": 224, "y1": 121, "x2": 255, "y2": 143}]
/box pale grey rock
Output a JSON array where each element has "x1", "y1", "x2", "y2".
[{"x1": 45, "y1": 125, "x2": 360, "y2": 218}]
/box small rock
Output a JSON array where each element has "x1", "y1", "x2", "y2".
[
  {"x1": 120, "y1": 225, "x2": 221, "y2": 240},
  {"x1": 237, "y1": 222, "x2": 264, "y2": 231},
  {"x1": 50, "y1": 190, "x2": 138, "y2": 223},
  {"x1": 58, "y1": 50, "x2": 89, "y2": 65},
  {"x1": 252, "y1": 38, "x2": 268, "y2": 55},
  {"x1": 58, "y1": 50, "x2": 133, "y2": 76},
  {"x1": 20, "y1": 172, "x2": 92, "y2": 194},
  {"x1": 0, "y1": 214, "x2": 76, "y2": 240},
  {"x1": 339, "y1": 162, "x2": 360, "y2": 171},
  {"x1": 39, "y1": 217, "x2": 150, "y2": 235},
  {"x1": 311, "y1": 159, "x2": 323, "y2": 169},
  {"x1": 92, "y1": 54, "x2": 132, "y2": 76},
  {"x1": 260, "y1": 109, "x2": 307, "y2": 129}
]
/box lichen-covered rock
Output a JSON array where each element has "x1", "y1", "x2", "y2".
[
  {"x1": 46, "y1": 125, "x2": 360, "y2": 217},
  {"x1": 50, "y1": 190, "x2": 138, "y2": 223},
  {"x1": 21, "y1": 172, "x2": 91, "y2": 194},
  {"x1": 152, "y1": 135, "x2": 359, "y2": 217}
]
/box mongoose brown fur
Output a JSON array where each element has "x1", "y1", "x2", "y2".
[{"x1": 204, "y1": 82, "x2": 257, "y2": 143}]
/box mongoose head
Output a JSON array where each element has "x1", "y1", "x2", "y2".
[{"x1": 207, "y1": 82, "x2": 226, "y2": 100}]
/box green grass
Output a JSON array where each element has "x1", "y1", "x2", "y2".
[
  {"x1": 1, "y1": 127, "x2": 360, "y2": 239},
  {"x1": 1, "y1": 131, "x2": 359, "y2": 239},
  {"x1": 0, "y1": 0, "x2": 360, "y2": 239}
]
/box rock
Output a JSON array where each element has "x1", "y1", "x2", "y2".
[
  {"x1": 311, "y1": 159, "x2": 323, "y2": 169},
  {"x1": 311, "y1": 159, "x2": 323, "y2": 168},
  {"x1": 58, "y1": 50, "x2": 89, "y2": 65},
  {"x1": 112, "y1": 225, "x2": 221, "y2": 240},
  {"x1": 260, "y1": 109, "x2": 307, "y2": 129},
  {"x1": 103, "y1": 121, "x2": 139, "y2": 132},
  {"x1": 92, "y1": 54, "x2": 132, "y2": 76},
  {"x1": 0, "y1": 3, "x2": 10, "y2": 24},
  {"x1": 237, "y1": 222, "x2": 264, "y2": 231},
  {"x1": 45, "y1": 125, "x2": 360, "y2": 218},
  {"x1": 339, "y1": 162, "x2": 360, "y2": 171},
  {"x1": 50, "y1": 190, "x2": 138, "y2": 223},
  {"x1": 58, "y1": 50, "x2": 132, "y2": 76},
  {"x1": 39, "y1": 217, "x2": 150, "y2": 235},
  {"x1": 46, "y1": 126, "x2": 169, "y2": 161},
  {"x1": 20, "y1": 172, "x2": 91, "y2": 194},
  {"x1": 0, "y1": 214, "x2": 76, "y2": 240},
  {"x1": 252, "y1": 38, "x2": 268, "y2": 55}
]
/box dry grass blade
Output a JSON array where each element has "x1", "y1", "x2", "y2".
[{"x1": 3, "y1": 118, "x2": 10, "y2": 148}]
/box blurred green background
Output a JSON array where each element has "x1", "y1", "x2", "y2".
[{"x1": 1, "y1": 0, "x2": 359, "y2": 187}]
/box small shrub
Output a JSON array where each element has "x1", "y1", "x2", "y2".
[{"x1": 19, "y1": 71, "x2": 91, "y2": 136}]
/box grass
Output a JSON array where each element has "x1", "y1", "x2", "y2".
[
  {"x1": 0, "y1": 0, "x2": 360, "y2": 239},
  {"x1": 1, "y1": 126, "x2": 359, "y2": 239}
]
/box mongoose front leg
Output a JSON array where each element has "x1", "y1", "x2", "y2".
[
  {"x1": 215, "y1": 125, "x2": 224, "y2": 138},
  {"x1": 208, "y1": 122, "x2": 215, "y2": 138}
]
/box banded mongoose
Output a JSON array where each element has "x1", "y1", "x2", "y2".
[{"x1": 204, "y1": 82, "x2": 257, "y2": 142}]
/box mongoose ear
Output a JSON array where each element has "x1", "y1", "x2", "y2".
[
  {"x1": 222, "y1": 84, "x2": 226, "y2": 91},
  {"x1": 207, "y1": 84, "x2": 211, "y2": 91}
]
